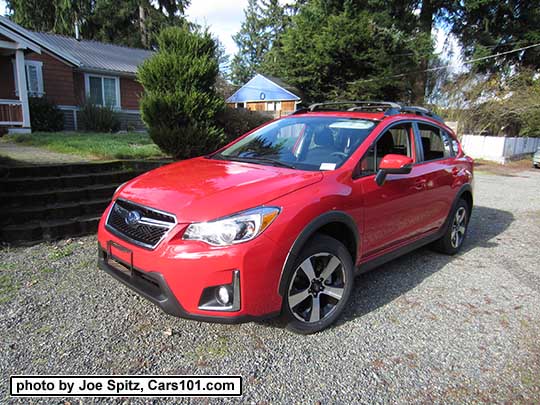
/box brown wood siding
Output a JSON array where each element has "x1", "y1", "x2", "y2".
[
  {"x1": 246, "y1": 101, "x2": 266, "y2": 111},
  {"x1": 26, "y1": 52, "x2": 76, "y2": 105},
  {"x1": 73, "y1": 72, "x2": 85, "y2": 105},
  {"x1": 0, "y1": 55, "x2": 16, "y2": 99},
  {"x1": 282, "y1": 101, "x2": 296, "y2": 111},
  {"x1": 120, "y1": 77, "x2": 143, "y2": 110}
]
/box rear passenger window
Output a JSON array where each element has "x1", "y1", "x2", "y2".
[
  {"x1": 358, "y1": 123, "x2": 413, "y2": 176},
  {"x1": 418, "y1": 123, "x2": 454, "y2": 161}
]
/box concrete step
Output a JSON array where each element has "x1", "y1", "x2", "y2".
[
  {"x1": 0, "y1": 159, "x2": 169, "y2": 245},
  {"x1": 0, "y1": 214, "x2": 101, "y2": 245},
  {"x1": 2, "y1": 198, "x2": 111, "y2": 226},
  {"x1": 0, "y1": 170, "x2": 144, "y2": 192},
  {"x1": 0, "y1": 160, "x2": 169, "y2": 179},
  {"x1": 1, "y1": 184, "x2": 118, "y2": 208}
]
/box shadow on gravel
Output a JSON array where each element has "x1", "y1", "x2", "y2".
[{"x1": 335, "y1": 205, "x2": 514, "y2": 326}]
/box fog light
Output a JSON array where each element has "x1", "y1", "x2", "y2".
[
  {"x1": 216, "y1": 286, "x2": 232, "y2": 305},
  {"x1": 198, "y1": 270, "x2": 240, "y2": 312}
]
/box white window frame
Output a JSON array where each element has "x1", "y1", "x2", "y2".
[
  {"x1": 84, "y1": 73, "x2": 121, "y2": 109},
  {"x1": 12, "y1": 60, "x2": 44, "y2": 97},
  {"x1": 266, "y1": 101, "x2": 281, "y2": 112}
]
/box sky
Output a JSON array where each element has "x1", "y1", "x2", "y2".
[
  {"x1": 0, "y1": 0, "x2": 462, "y2": 70},
  {"x1": 186, "y1": 0, "x2": 248, "y2": 56}
]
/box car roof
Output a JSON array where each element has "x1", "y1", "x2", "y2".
[{"x1": 286, "y1": 111, "x2": 453, "y2": 132}]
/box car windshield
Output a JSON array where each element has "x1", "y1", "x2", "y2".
[{"x1": 214, "y1": 116, "x2": 377, "y2": 171}]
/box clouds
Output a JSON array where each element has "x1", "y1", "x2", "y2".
[{"x1": 186, "y1": 0, "x2": 248, "y2": 56}]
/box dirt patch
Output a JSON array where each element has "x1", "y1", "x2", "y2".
[
  {"x1": 0, "y1": 140, "x2": 89, "y2": 166},
  {"x1": 475, "y1": 158, "x2": 537, "y2": 176}
]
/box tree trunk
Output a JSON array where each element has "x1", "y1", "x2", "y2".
[
  {"x1": 139, "y1": 4, "x2": 147, "y2": 48},
  {"x1": 413, "y1": 0, "x2": 435, "y2": 105}
]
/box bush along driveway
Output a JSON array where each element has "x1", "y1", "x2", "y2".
[{"x1": 1, "y1": 170, "x2": 540, "y2": 403}]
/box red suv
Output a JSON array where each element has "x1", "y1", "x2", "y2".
[{"x1": 97, "y1": 102, "x2": 473, "y2": 334}]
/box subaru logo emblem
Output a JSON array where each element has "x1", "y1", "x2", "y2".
[{"x1": 125, "y1": 210, "x2": 142, "y2": 226}]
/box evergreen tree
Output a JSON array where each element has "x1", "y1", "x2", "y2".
[
  {"x1": 262, "y1": 0, "x2": 432, "y2": 103},
  {"x1": 138, "y1": 27, "x2": 225, "y2": 159},
  {"x1": 450, "y1": 0, "x2": 540, "y2": 73},
  {"x1": 5, "y1": 0, "x2": 190, "y2": 49},
  {"x1": 230, "y1": 0, "x2": 289, "y2": 85}
]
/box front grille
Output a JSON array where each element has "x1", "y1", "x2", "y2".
[{"x1": 106, "y1": 199, "x2": 176, "y2": 249}]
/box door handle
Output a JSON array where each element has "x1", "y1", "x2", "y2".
[
  {"x1": 451, "y1": 167, "x2": 460, "y2": 176},
  {"x1": 413, "y1": 179, "x2": 427, "y2": 191}
]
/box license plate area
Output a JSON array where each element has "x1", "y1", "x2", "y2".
[{"x1": 106, "y1": 240, "x2": 133, "y2": 277}]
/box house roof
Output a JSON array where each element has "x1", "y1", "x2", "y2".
[
  {"x1": 32, "y1": 32, "x2": 153, "y2": 75},
  {"x1": 0, "y1": 15, "x2": 152, "y2": 76},
  {"x1": 226, "y1": 74, "x2": 301, "y2": 103}
]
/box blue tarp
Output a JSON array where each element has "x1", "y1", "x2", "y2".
[{"x1": 226, "y1": 74, "x2": 301, "y2": 103}]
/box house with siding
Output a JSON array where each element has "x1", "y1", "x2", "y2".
[
  {"x1": 0, "y1": 15, "x2": 152, "y2": 133},
  {"x1": 226, "y1": 74, "x2": 301, "y2": 118}
]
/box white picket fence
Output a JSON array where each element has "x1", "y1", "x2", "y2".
[{"x1": 460, "y1": 134, "x2": 540, "y2": 164}]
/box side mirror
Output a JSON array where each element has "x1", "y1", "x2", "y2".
[{"x1": 375, "y1": 154, "x2": 413, "y2": 186}]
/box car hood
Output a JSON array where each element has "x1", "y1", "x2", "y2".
[{"x1": 118, "y1": 157, "x2": 323, "y2": 222}]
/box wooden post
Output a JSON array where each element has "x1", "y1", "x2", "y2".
[{"x1": 15, "y1": 49, "x2": 31, "y2": 130}]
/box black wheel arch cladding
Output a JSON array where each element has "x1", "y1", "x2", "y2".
[{"x1": 278, "y1": 210, "x2": 359, "y2": 296}]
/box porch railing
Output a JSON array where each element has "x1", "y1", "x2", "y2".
[{"x1": 0, "y1": 99, "x2": 23, "y2": 126}]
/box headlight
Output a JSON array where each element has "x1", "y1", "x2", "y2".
[{"x1": 182, "y1": 207, "x2": 280, "y2": 246}]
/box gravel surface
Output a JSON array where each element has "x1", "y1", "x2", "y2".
[{"x1": 1, "y1": 169, "x2": 539, "y2": 404}]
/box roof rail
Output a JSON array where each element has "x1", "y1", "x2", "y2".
[
  {"x1": 305, "y1": 101, "x2": 401, "y2": 113},
  {"x1": 292, "y1": 100, "x2": 445, "y2": 123},
  {"x1": 395, "y1": 106, "x2": 444, "y2": 123}
]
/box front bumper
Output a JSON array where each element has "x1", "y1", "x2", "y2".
[
  {"x1": 97, "y1": 207, "x2": 286, "y2": 323},
  {"x1": 97, "y1": 248, "x2": 274, "y2": 323}
]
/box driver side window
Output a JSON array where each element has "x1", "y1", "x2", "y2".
[{"x1": 358, "y1": 123, "x2": 413, "y2": 176}]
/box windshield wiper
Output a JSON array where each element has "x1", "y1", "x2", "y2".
[{"x1": 217, "y1": 155, "x2": 297, "y2": 169}]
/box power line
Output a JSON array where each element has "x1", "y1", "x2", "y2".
[{"x1": 348, "y1": 42, "x2": 540, "y2": 84}]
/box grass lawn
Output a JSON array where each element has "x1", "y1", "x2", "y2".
[{"x1": 6, "y1": 131, "x2": 167, "y2": 160}]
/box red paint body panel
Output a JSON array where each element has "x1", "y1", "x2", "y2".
[
  {"x1": 97, "y1": 111, "x2": 474, "y2": 321},
  {"x1": 119, "y1": 158, "x2": 323, "y2": 222}
]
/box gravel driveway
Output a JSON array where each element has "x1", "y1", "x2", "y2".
[{"x1": 1, "y1": 170, "x2": 539, "y2": 404}]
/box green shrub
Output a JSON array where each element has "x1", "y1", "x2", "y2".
[
  {"x1": 78, "y1": 103, "x2": 120, "y2": 132},
  {"x1": 216, "y1": 107, "x2": 271, "y2": 143},
  {"x1": 29, "y1": 97, "x2": 64, "y2": 132},
  {"x1": 138, "y1": 26, "x2": 225, "y2": 159},
  {"x1": 520, "y1": 108, "x2": 540, "y2": 137}
]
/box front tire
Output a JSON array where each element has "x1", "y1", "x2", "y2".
[
  {"x1": 432, "y1": 199, "x2": 470, "y2": 255},
  {"x1": 283, "y1": 234, "x2": 354, "y2": 334}
]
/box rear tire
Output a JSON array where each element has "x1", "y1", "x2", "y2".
[
  {"x1": 282, "y1": 234, "x2": 354, "y2": 334},
  {"x1": 432, "y1": 199, "x2": 470, "y2": 255}
]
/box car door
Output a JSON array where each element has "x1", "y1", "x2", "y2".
[
  {"x1": 411, "y1": 121, "x2": 457, "y2": 233},
  {"x1": 352, "y1": 121, "x2": 432, "y2": 257}
]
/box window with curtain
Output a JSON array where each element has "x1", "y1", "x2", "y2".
[
  {"x1": 12, "y1": 60, "x2": 44, "y2": 97},
  {"x1": 86, "y1": 75, "x2": 119, "y2": 107}
]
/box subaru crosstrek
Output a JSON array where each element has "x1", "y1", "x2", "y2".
[{"x1": 97, "y1": 101, "x2": 474, "y2": 334}]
